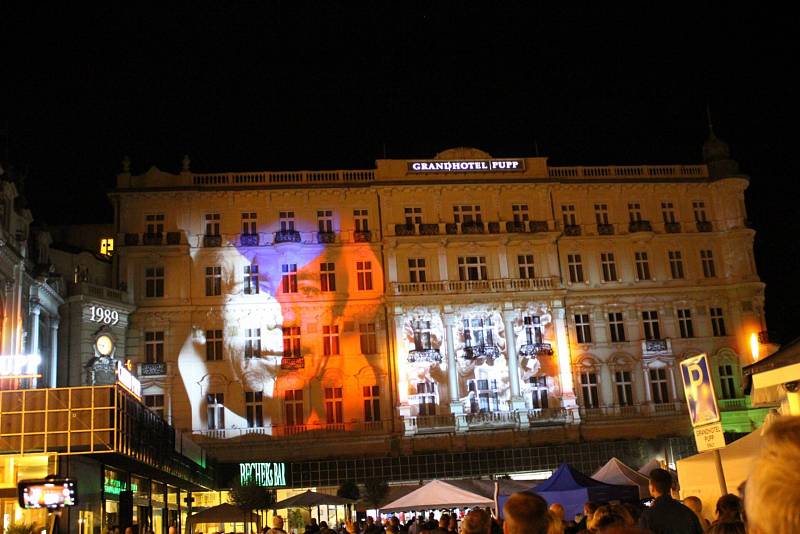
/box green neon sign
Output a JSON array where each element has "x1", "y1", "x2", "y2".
[{"x1": 104, "y1": 478, "x2": 138, "y2": 495}]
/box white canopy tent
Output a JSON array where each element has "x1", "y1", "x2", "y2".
[
  {"x1": 638, "y1": 458, "x2": 662, "y2": 476},
  {"x1": 379, "y1": 479, "x2": 494, "y2": 513},
  {"x1": 593, "y1": 457, "x2": 651, "y2": 499}
]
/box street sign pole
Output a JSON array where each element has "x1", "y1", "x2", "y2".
[{"x1": 713, "y1": 449, "x2": 728, "y2": 495}]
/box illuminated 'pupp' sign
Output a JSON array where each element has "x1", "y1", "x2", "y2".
[
  {"x1": 0, "y1": 354, "x2": 42, "y2": 378},
  {"x1": 407, "y1": 159, "x2": 525, "y2": 173}
]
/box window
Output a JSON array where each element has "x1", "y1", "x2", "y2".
[
  {"x1": 634, "y1": 251, "x2": 651, "y2": 281},
  {"x1": 317, "y1": 210, "x2": 333, "y2": 233},
  {"x1": 144, "y1": 394, "x2": 165, "y2": 419},
  {"x1": 205, "y1": 213, "x2": 220, "y2": 236},
  {"x1": 463, "y1": 318, "x2": 495, "y2": 351},
  {"x1": 468, "y1": 374, "x2": 499, "y2": 413},
  {"x1": 244, "y1": 264, "x2": 259, "y2": 295},
  {"x1": 608, "y1": 312, "x2": 626, "y2": 343},
  {"x1": 458, "y1": 256, "x2": 488, "y2": 281},
  {"x1": 518, "y1": 254, "x2": 535, "y2": 279},
  {"x1": 529, "y1": 376, "x2": 549, "y2": 409},
  {"x1": 649, "y1": 368, "x2": 670, "y2": 404},
  {"x1": 205, "y1": 266, "x2": 222, "y2": 296},
  {"x1": 416, "y1": 382, "x2": 436, "y2": 416},
  {"x1": 145, "y1": 331, "x2": 164, "y2": 363},
  {"x1": 206, "y1": 329, "x2": 223, "y2": 361},
  {"x1": 668, "y1": 250, "x2": 685, "y2": 279},
  {"x1": 408, "y1": 258, "x2": 427, "y2": 283},
  {"x1": 320, "y1": 262, "x2": 336, "y2": 292},
  {"x1": 404, "y1": 207, "x2": 422, "y2": 225},
  {"x1": 363, "y1": 385, "x2": 381, "y2": 422},
  {"x1": 594, "y1": 204, "x2": 609, "y2": 225},
  {"x1": 245, "y1": 391, "x2": 263, "y2": 428},
  {"x1": 279, "y1": 211, "x2": 295, "y2": 231},
  {"x1": 512, "y1": 204, "x2": 529, "y2": 223},
  {"x1": 574, "y1": 314, "x2": 592, "y2": 344},
  {"x1": 701, "y1": 249, "x2": 716, "y2": 278},
  {"x1": 642, "y1": 311, "x2": 661, "y2": 340},
  {"x1": 693, "y1": 201, "x2": 708, "y2": 222},
  {"x1": 628, "y1": 202, "x2": 642, "y2": 222},
  {"x1": 356, "y1": 261, "x2": 373, "y2": 290},
  {"x1": 241, "y1": 212, "x2": 257, "y2": 235},
  {"x1": 453, "y1": 205, "x2": 481, "y2": 224},
  {"x1": 282, "y1": 326, "x2": 301, "y2": 358},
  {"x1": 615, "y1": 371, "x2": 634, "y2": 406},
  {"x1": 523, "y1": 316, "x2": 544, "y2": 345},
  {"x1": 206, "y1": 393, "x2": 224, "y2": 430},
  {"x1": 580, "y1": 372, "x2": 600, "y2": 408},
  {"x1": 281, "y1": 264, "x2": 298, "y2": 293},
  {"x1": 100, "y1": 238, "x2": 114, "y2": 257},
  {"x1": 412, "y1": 320, "x2": 432, "y2": 351},
  {"x1": 710, "y1": 307, "x2": 727, "y2": 337},
  {"x1": 244, "y1": 328, "x2": 261, "y2": 358},
  {"x1": 354, "y1": 209, "x2": 369, "y2": 231},
  {"x1": 145, "y1": 214, "x2": 164, "y2": 234},
  {"x1": 600, "y1": 252, "x2": 617, "y2": 282},
  {"x1": 567, "y1": 254, "x2": 584, "y2": 283},
  {"x1": 661, "y1": 202, "x2": 676, "y2": 223},
  {"x1": 325, "y1": 387, "x2": 344, "y2": 424},
  {"x1": 718, "y1": 364, "x2": 737, "y2": 400},
  {"x1": 677, "y1": 309, "x2": 694, "y2": 338},
  {"x1": 145, "y1": 266, "x2": 164, "y2": 297},
  {"x1": 323, "y1": 325, "x2": 340, "y2": 356},
  {"x1": 359, "y1": 323, "x2": 377, "y2": 354},
  {"x1": 284, "y1": 390, "x2": 304, "y2": 427},
  {"x1": 561, "y1": 204, "x2": 576, "y2": 226}
]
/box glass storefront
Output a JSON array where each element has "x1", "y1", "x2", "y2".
[{"x1": 0, "y1": 455, "x2": 53, "y2": 532}]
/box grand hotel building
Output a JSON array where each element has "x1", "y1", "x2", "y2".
[{"x1": 110, "y1": 138, "x2": 769, "y2": 486}]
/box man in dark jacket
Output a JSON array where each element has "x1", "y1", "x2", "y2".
[{"x1": 638, "y1": 468, "x2": 703, "y2": 534}]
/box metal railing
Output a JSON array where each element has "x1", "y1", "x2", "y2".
[
  {"x1": 192, "y1": 420, "x2": 391, "y2": 439},
  {"x1": 192, "y1": 169, "x2": 376, "y2": 186},
  {"x1": 547, "y1": 165, "x2": 707, "y2": 179},
  {"x1": 390, "y1": 276, "x2": 558, "y2": 296}
]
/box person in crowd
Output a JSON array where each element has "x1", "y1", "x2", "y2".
[
  {"x1": 706, "y1": 522, "x2": 745, "y2": 534},
  {"x1": 683, "y1": 496, "x2": 709, "y2": 532},
  {"x1": 305, "y1": 518, "x2": 321, "y2": 533},
  {"x1": 408, "y1": 516, "x2": 422, "y2": 534},
  {"x1": 319, "y1": 520, "x2": 335, "y2": 534},
  {"x1": 423, "y1": 512, "x2": 438, "y2": 531},
  {"x1": 267, "y1": 516, "x2": 288, "y2": 534},
  {"x1": 447, "y1": 515, "x2": 458, "y2": 533},
  {"x1": 460, "y1": 509, "x2": 492, "y2": 534},
  {"x1": 549, "y1": 503, "x2": 569, "y2": 531},
  {"x1": 568, "y1": 501, "x2": 599, "y2": 534},
  {"x1": 427, "y1": 515, "x2": 450, "y2": 534},
  {"x1": 586, "y1": 505, "x2": 632, "y2": 533},
  {"x1": 712, "y1": 494, "x2": 743, "y2": 525},
  {"x1": 502, "y1": 491, "x2": 551, "y2": 534},
  {"x1": 365, "y1": 516, "x2": 384, "y2": 534},
  {"x1": 637, "y1": 468, "x2": 703, "y2": 534}
]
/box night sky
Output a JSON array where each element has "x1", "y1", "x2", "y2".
[{"x1": 6, "y1": 5, "x2": 799, "y2": 340}]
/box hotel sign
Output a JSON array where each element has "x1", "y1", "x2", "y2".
[
  {"x1": 239, "y1": 462, "x2": 288, "y2": 488},
  {"x1": 407, "y1": 159, "x2": 525, "y2": 173},
  {"x1": 0, "y1": 354, "x2": 42, "y2": 379},
  {"x1": 116, "y1": 361, "x2": 142, "y2": 399}
]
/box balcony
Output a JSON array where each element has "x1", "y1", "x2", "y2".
[
  {"x1": 517, "y1": 343, "x2": 553, "y2": 357},
  {"x1": 528, "y1": 407, "x2": 571, "y2": 425},
  {"x1": 203, "y1": 234, "x2": 222, "y2": 247},
  {"x1": 317, "y1": 231, "x2": 336, "y2": 244},
  {"x1": 463, "y1": 344, "x2": 500, "y2": 360},
  {"x1": 274, "y1": 230, "x2": 301, "y2": 243},
  {"x1": 719, "y1": 398, "x2": 748, "y2": 411},
  {"x1": 530, "y1": 220, "x2": 549, "y2": 233},
  {"x1": 124, "y1": 233, "x2": 140, "y2": 245},
  {"x1": 563, "y1": 224, "x2": 581, "y2": 236},
  {"x1": 193, "y1": 420, "x2": 391, "y2": 440},
  {"x1": 138, "y1": 362, "x2": 168, "y2": 377},
  {"x1": 354, "y1": 230, "x2": 372, "y2": 242},
  {"x1": 505, "y1": 221, "x2": 527, "y2": 233},
  {"x1": 395, "y1": 223, "x2": 415, "y2": 236},
  {"x1": 487, "y1": 222, "x2": 501, "y2": 234},
  {"x1": 407, "y1": 349, "x2": 442, "y2": 364},
  {"x1": 465, "y1": 411, "x2": 517, "y2": 429},
  {"x1": 664, "y1": 222, "x2": 682, "y2": 233},
  {"x1": 597, "y1": 223, "x2": 615, "y2": 235},
  {"x1": 628, "y1": 220, "x2": 653, "y2": 233},
  {"x1": 390, "y1": 276, "x2": 558, "y2": 296},
  {"x1": 240, "y1": 233, "x2": 260, "y2": 246},
  {"x1": 143, "y1": 232, "x2": 163, "y2": 245},
  {"x1": 642, "y1": 338, "x2": 671, "y2": 356},
  {"x1": 445, "y1": 223, "x2": 458, "y2": 235},
  {"x1": 71, "y1": 282, "x2": 129, "y2": 303},
  {"x1": 696, "y1": 220, "x2": 713, "y2": 232},
  {"x1": 461, "y1": 221, "x2": 485, "y2": 234},
  {"x1": 419, "y1": 223, "x2": 439, "y2": 235},
  {"x1": 403, "y1": 414, "x2": 455, "y2": 435},
  {"x1": 280, "y1": 356, "x2": 305, "y2": 370}
]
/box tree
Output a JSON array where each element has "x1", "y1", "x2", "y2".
[
  {"x1": 287, "y1": 508, "x2": 305, "y2": 530},
  {"x1": 363, "y1": 478, "x2": 389, "y2": 509},
  {"x1": 337, "y1": 479, "x2": 360, "y2": 501},
  {"x1": 229, "y1": 479, "x2": 275, "y2": 511}
]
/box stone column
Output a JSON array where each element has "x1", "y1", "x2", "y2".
[
  {"x1": 3, "y1": 281, "x2": 14, "y2": 355},
  {"x1": 498, "y1": 242, "x2": 510, "y2": 279},
  {"x1": 438, "y1": 243, "x2": 449, "y2": 282},
  {"x1": 29, "y1": 302, "x2": 41, "y2": 389},
  {"x1": 502, "y1": 307, "x2": 525, "y2": 405},
  {"x1": 386, "y1": 249, "x2": 398, "y2": 284},
  {"x1": 553, "y1": 304, "x2": 579, "y2": 420},
  {"x1": 598, "y1": 361, "x2": 614, "y2": 412},
  {"x1": 444, "y1": 313, "x2": 467, "y2": 432},
  {"x1": 642, "y1": 361, "x2": 654, "y2": 414},
  {"x1": 50, "y1": 319, "x2": 59, "y2": 388}
]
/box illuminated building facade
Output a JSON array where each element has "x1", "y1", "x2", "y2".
[{"x1": 111, "y1": 138, "x2": 769, "y2": 478}]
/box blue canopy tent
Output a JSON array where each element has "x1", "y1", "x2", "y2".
[{"x1": 498, "y1": 464, "x2": 639, "y2": 519}]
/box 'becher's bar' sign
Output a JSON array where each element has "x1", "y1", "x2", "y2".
[
  {"x1": 240, "y1": 462, "x2": 288, "y2": 487},
  {"x1": 407, "y1": 159, "x2": 525, "y2": 173}
]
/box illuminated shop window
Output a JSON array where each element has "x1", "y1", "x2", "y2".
[
  {"x1": 453, "y1": 205, "x2": 481, "y2": 224},
  {"x1": 561, "y1": 204, "x2": 576, "y2": 227},
  {"x1": 145, "y1": 213, "x2": 164, "y2": 234},
  {"x1": 615, "y1": 371, "x2": 634, "y2": 406},
  {"x1": 205, "y1": 266, "x2": 222, "y2": 296},
  {"x1": 206, "y1": 329, "x2": 223, "y2": 361},
  {"x1": 693, "y1": 200, "x2": 708, "y2": 222},
  {"x1": 356, "y1": 261, "x2": 373, "y2": 290},
  {"x1": 567, "y1": 254, "x2": 584, "y2": 283},
  {"x1": 100, "y1": 237, "x2": 114, "y2": 256},
  {"x1": 642, "y1": 310, "x2": 661, "y2": 340},
  {"x1": 354, "y1": 209, "x2": 369, "y2": 231},
  {"x1": 661, "y1": 202, "x2": 676, "y2": 223},
  {"x1": 710, "y1": 307, "x2": 727, "y2": 337},
  {"x1": 325, "y1": 387, "x2": 343, "y2": 424},
  {"x1": 284, "y1": 390, "x2": 304, "y2": 427},
  {"x1": 523, "y1": 316, "x2": 543, "y2": 345},
  {"x1": 241, "y1": 212, "x2": 257, "y2": 235},
  {"x1": 634, "y1": 251, "x2": 651, "y2": 281},
  {"x1": 701, "y1": 249, "x2": 716, "y2": 278},
  {"x1": 244, "y1": 264, "x2": 259, "y2": 294},
  {"x1": 404, "y1": 207, "x2": 423, "y2": 225},
  {"x1": 600, "y1": 252, "x2": 617, "y2": 282},
  {"x1": 412, "y1": 320, "x2": 432, "y2": 351},
  {"x1": 677, "y1": 308, "x2": 694, "y2": 338},
  {"x1": 244, "y1": 328, "x2": 262, "y2": 358},
  {"x1": 415, "y1": 382, "x2": 436, "y2": 416},
  {"x1": 580, "y1": 371, "x2": 599, "y2": 408},
  {"x1": 245, "y1": 391, "x2": 263, "y2": 428},
  {"x1": 317, "y1": 210, "x2": 333, "y2": 232},
  {"x1": 512, "y1": 204, "x2": 529, "y2": 223},
  {"x1": 279, "y1": 211, "x2": 295, "y2": 231},
  {"x1": 668, "y1": 250, "x2": 685, "y2": 279},
  {"x1": 281, "y1": 264, "x2": 298, "y2": 293},
  {"x1": 718, "y1": 364, "x2": 737, "y2": 399},
  {"x1": 359, "y1": 323, "x2": 377, "y2": 354},
  {"x1": 205, "y1": 213, "x2": 220, "y2": 236},
  {"x1": 363, "y1": 386, "x2": 381, "y2": 422},
  {"x1": 594, "y1": 204, "x2": 609, "y2": 225},
  {"x1": 408, "y1": 258, "x2": 427, "y2": 283},
  {"x1": 457, "y1": 256, "x2": 487, "y2": 281},
  {"x1": 322, "y1": 325, "x2": 340, "y2": 355},
  {"x1": 145, "y1": 266, "x2": 164, "y2": 297},
  {"x1": 145, "y1": 394, "x2": 165, "y2": 419},
  {"x1": 574, "y1": 314, "x2": 592, "y2": 344},
  {"x1": 145, "y1": 331, "x2": 164, "y2": 363},
  {"x1": 282, "y1": 326, "x2": 301, "y2": 357},
  {"x1": 529, "y1": 376, "x2": 549, "y2": 410},
  {"x1": 320, "y1": 262, "x2": 336, "y2": 292},
  {"x1": 206, "y1": 393, "x2": 225, "y2": 429},
  {"x1": 649, "y1": 368, "x2": 670, "y2": 404},
  {"x1": 608, "y1": 312, "x2": 625, "y2": 342},
  {"x1": 518, "y1": 254, "x2": 535, "y2": 279},
  {"x1": 468, "y1": 372, "x2": 499, "y2": 413},
  {"x1": 627, "y1": 202, "x2": 643, "y2": 222}
]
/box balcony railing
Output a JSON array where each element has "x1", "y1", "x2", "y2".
[
  {"x1": 139, "y1": 362, "x2": 168, "y2": 377},
  {"x1": 642, "y1": 338, "x2": 671, "y2": 356},
  {"x1": 274, "y1": 230, "x2": 302, "y2": 243},
  {"x1": 354, "y1": 230, "x2": 372, "y2": 242},
  {"x1": 664, "y1": 222, "x2": 682, "y2": 233},
  {"x1": 390, "y1": 276, "x2": 558, "y2": 296},
  {"x1": 719, "y1": 398, "x2": 748, "y2": 411},
  {"x1": 597, "y1": 223, "x2": 615, "y2": 235},
  {"x1": 403, "y1": 414, "x2": 455, "y2": 435},
  {"x1": 143, "y1": 232, "x2": 163, "y2": 245},
  {"x1": 240, "y1": 233, "x2": 260, "y2": 246},
  {"x1": 407, "y1": 349, "x2": 442, "y2": 364},
  {"x1": 203, "y1": 234, "x2": 222, "y2": 247},
  {"x1": 506, "y1": 221, "x2": 528, "y2": 233},
  {"x1": 317, "y1": 231, "x2": 336, "y2": 244},
  {"x1": 487, "y1": 222, "x2": 500, "y2": 233},
  {"x1": 124, "y1": 233, "x2": 139, "y2": 246},
  {"x1": 696, "y1": 220, "x2": 713, "y2": 232},
  {"x1": 466, "y1": 411, "x2": 517, "y2": 428},
  {"x1": 461, "y1": 221, "x2": 485, "y2": 234},
  {"x1": 71, "y1": 282, "x2": 129, "y2": 303},
  {"x1": 547, "y1": 164, "x2": 708, "y2": 179},
  {"x1": 193, "y1": 420, "x2": 391, "y2": 439},
  {"x1": 530, "y1": 220, "x2": 549, "y2": 233},
  {"x1": 628, "y1": 220, "x2": 653, "y2": 233},
  {"x1": 517, "y1": 343, "x2": 553, "y2": 357},
  {"x1": 395, "y1": 223, "x2": 415, "y2": 236},
  {"x1": 280, "y1": 357, "x2": 305, "y2": 370},
  {"x1": 419, "y1": 223, "x2": 439, "y2": 235},
  {"x1": 166, "y1": 231, "x2": 182, "y2": 245},
  {"x1": 563, "y1": 224, "x2": 581, "y2": 236},
  {"x1": 445, "y1": 223, "x2": 458, "y2": 235},
  {"x1": 463, "y1": 344, "x2": 500, "y2": 360},
  {"x1": 528, "y1": 407, "x2": 570, "y2": 424}
]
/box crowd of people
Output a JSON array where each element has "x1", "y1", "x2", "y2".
[{"x1": 261, "y1": 416, "x2": 798, "y2": 534}]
